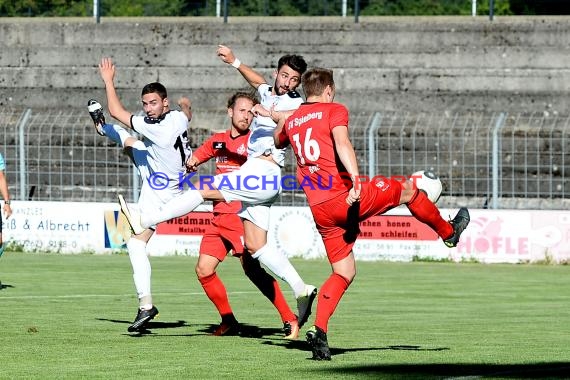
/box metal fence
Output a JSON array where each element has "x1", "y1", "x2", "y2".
[{"x1": 1, "y1": 108, "x2": 569, "y2": 210}]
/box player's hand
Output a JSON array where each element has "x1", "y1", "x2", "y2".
[
  {"x1": 216, "y1": 44, "x2": 236, "y2": 65},
  {"x1": 250, "y1": 104, "x2": 271, "y2": 118},
  {"x1": 177, "y1": 96, "x2": 192, "y2": 109},
  {"x1": 185, "y1": 156, "x2": 199, "y2": 173},
  {"x1": 346, "y1": 187, "x2": 361, "y2": 206},
  {"x1": 98, "y1": 57, "x2": 116, "y2": 84},
  {"x1": 3, "y1": 203, "x2": 12, "y2": 219}
]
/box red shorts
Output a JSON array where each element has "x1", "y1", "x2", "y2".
[
  {"x1": 310, "y1": 178, "x2": 402, "y2": 263},
  {"x1": 199, "y1": 213, "x2": 244, "y2": 261}
]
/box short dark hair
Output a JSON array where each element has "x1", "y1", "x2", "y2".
[
  {"x1": 301, "y1": 68, "x2": 334, "y2": 98},
  {"x1": 277, "y1": 54, "x2": 307, "y2": 76},
  {"x1": 141, "y1": 82, "x2": 167, "y2": 99},
  {"x1": 227, "y1": 91, "x2": 258, "y2": 109}
]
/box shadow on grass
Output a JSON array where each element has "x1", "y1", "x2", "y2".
[
  {"x1": 195, "y1": 323, "x2": 284, "y2": 339},
  {"x1": 96, "y1": 317, "x2": 188, "y2": 335},
  {"x1": 0, "y1": 282, "x2": 14, "y2": 290},
  {"x1": 268, "y1": 340, "x2": 450, "y2": 356},
  {"x1": 95, "y1": 318, "x2": 285, "y2": 339},
  {"x1": 307, "y1": 362, "x2": 570, "y2": 379}
]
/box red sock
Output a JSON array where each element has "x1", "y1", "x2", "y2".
[
  {"x1": 406, "y1": 190, "x2": 453, "y2": 239},
  {"x1": 198, "y1": 272, "x2": 233, "y2": 318},
  {"x1": 241, "y1": 254, "x2": 296, "y2": 322},
  {"x1": 314, "y1": 273, "x2": 350, "y2": 333}
]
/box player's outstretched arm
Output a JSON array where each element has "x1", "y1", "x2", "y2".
[
  {"x1": 98, "y1": 57, "x2": 133, "y2": 129},
  {"x1": 217, "y1": 44, "x2": 266, "y2": 89}
]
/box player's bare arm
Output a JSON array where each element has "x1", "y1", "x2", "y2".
[
  {"x1": 332, "y1": 125, "x2": 361, "y2": 205},
  {"x1": 217, "y1": 44, "x2": 266, "y2": 89},
  {"x1": 98, "y1": 57, "x2": 133, "y2": 128},
  {"x1": 270, "y1": 109, "x2": 295, "y2": 124},
  {"x1": 251, "y1": 103, "x2": 295, "y2": 126},
  {"x1": 177, "y1": 96, "x2": 193, "y2": 121},
  {"x1": 273, "y1": 118, "x2": 290, "y2": 149}
]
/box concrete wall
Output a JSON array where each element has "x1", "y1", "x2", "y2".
[{"x1": 1, "y1": 16, "x2": 570, "y2": 114}]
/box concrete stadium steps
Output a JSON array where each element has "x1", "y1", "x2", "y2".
[
  {"x1": 4, "y1": 66, "x2": 570, "y2": 92},
  {"x1": 2, "y1": 16, "x2": 569, "y2": 49},
  {"x1": 3, "y1": 45, "x2": 570, "y2": 69},
  {"x1": 3, "y1": 91, "x2": 568, "y2": 123},
  {"x1": 2, "y1": 17, "x2": 570, "y2": 113}
]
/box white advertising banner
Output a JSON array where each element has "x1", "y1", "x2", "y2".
[
  {"x1": 2, "y1": 201, "x2": 569, "y2": 263},
  {"x1": 3, "y1": 201, "x2": 109, "y2": 253}
]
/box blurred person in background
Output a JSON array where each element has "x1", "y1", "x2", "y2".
[{"x1": 0, "y1": 152, "x2": 13, "y2": 258}]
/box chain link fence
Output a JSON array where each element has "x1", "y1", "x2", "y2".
[{"x1": 1, "y1": 107, "x2": 568, "y2": 210}]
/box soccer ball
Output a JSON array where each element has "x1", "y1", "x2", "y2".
[{"x1": 411, "y1": 170, "x2": 443, "y2": 203}]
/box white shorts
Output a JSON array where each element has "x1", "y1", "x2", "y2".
[
  {"x1": 130, "y1": 145, "x2": 182, "y2": 227},
  {"x1": 214, "y1": 157, "x2": 281, "y2": 231}
]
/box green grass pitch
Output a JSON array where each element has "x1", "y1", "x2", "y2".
[{"x1": 1, "y1": 252, "x2": 569, "y2": 379}]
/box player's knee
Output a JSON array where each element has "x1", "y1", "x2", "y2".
[
  {"x1": 400, "y1": 180, "x2": 418, "y2": 204},
  {"x1": 345, "y1": 271, "x2": 356, "y2": 283},
  {"x1": 243, "y1": 241, "x2": 263, "y2": 254},
  {"x1": 195, "y1": 262, "x2": 215, "y2": 278}
]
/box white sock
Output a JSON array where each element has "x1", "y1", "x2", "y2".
[
  {"x1": 127, "y1": 238, "x2": 152, "y2": 305},
  {"x1": 102, "y1": 124, "x2": 132, "y2": 146},
  {"x1": 141, "y1": 190, "x2": 204, "y2": 228},
  {"x1": 252, "y1": 244, "x2": 305, "y2": 298}
]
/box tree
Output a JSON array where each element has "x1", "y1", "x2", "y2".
[{"x1": 2, "y1": 0, "x2": 569, "y2": 17}]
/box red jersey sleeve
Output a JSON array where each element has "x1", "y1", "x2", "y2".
[
  {"x1": 192, "y1": 134, "x2": 217, "y2": 164},
  {"x1": 328, "y1": 103, "x2": 349, "y2": 133}
]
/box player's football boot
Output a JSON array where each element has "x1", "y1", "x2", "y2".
[
  {"x1": 306, "y1": 325, "x2": 331, "y2": 361},
  {"x1": 296, "y1": 284, "x2": 317, "y2": 328},
  {"x1": 118, "y1": 194, "x2": 145, "y2": 235},
  {"x1": 443, "y1": 207, "x2": 470, "y2": 248},
  {"x1": 283, "y1": 318, "x2": 299, "y2": 340},
  {"x1": 128, "y1": 305, "x2": 159, "y2": 332},
  {"x1": 212, "y1": 315, "x2": 240, "y2": 336},
  {"x1": 87, "y1": 99, "x2": 106, "y2": 136}
]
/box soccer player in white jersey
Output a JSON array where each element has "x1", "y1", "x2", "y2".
[
  {"x1": 89, "y1": 57, "x2": 192, "y2": 333},
  {"x1": 120, "y1": 47, "x2": 317, "y2": 339}
]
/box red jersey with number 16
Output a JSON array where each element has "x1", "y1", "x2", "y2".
[
  {"x1": 280, "y1": 102, "x2": 351, "y2": 206},
  {"x1": 192, "y1": 129, "x2": 250, "y2": 214}
]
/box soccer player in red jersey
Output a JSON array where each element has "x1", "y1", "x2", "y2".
[
  {"x1": 188, "y1": 92, "x2": 300, "y2": 336},
  {"x1": 270, "y1": 68, "x2": 470, "y2": 360}
]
